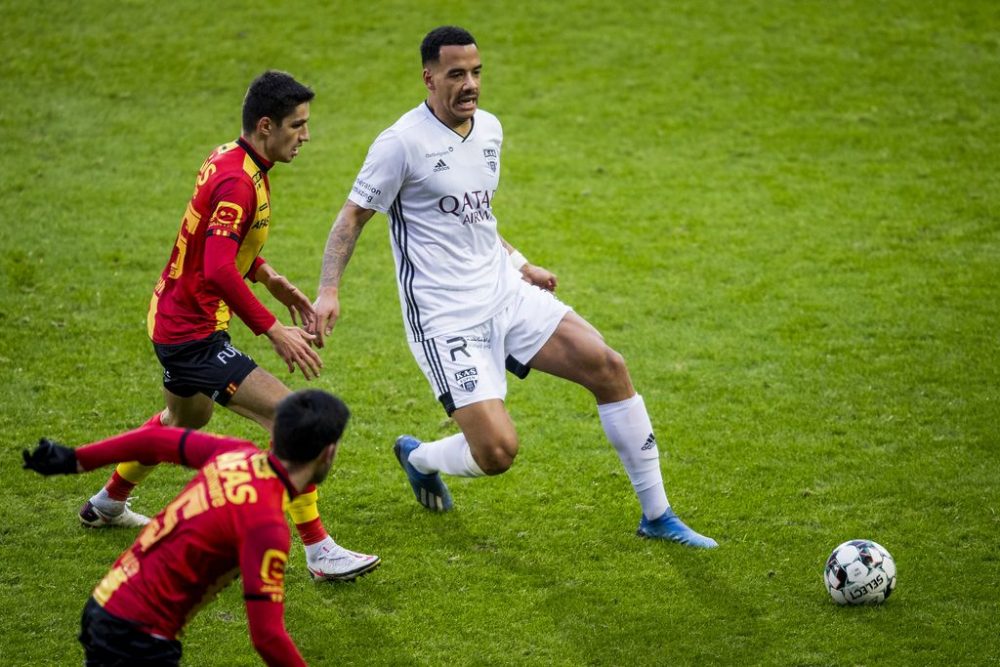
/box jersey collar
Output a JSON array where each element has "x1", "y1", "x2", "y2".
[
  {"x1": 266, "y1": 451, "x2": 300, "y2": 499},
  {"x1": 237, "y1": 137, "x2": 273, "y2": 172},
  {"x1": 423, "y1": 101, "x2": 476, "y2": 142}
]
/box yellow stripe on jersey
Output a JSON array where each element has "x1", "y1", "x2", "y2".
[
  {"x1": 214, "y1": 299, "x2": 231, "y2": 332},
  {"x1": 234, "y1": 153, "x2": 270, "y2": 277}
]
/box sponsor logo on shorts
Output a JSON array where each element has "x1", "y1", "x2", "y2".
[
  {"x1": 465, "y1": 335, "x2": 490, "y2": 349},
  {"x1": 217, "y1": 343, "x2": 240, "y2": 365},
  {"x1": 446, "y1": 336, "x2": 471, "y2": 361},
  {"x1": 455, "y1": 367, "x2": 479, "y2": 392}
]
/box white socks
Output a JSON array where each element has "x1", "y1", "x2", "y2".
[
  {"x1": 409, "y1": 433, "x2": 486, "y2": 478},
  {"x1": 90, "y1": 488, "x2": 125, "y2": 515},
  {"x1": 598, "y1": 394, "x2": 669, "y2": 521},
  {"x1": 408, "y1": 394, "x2": 670, "y2": 522},
  {"x1": 305, "y1": 536, "x2": 336, "y2": 560}
]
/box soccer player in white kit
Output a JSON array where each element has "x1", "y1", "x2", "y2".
[{"x1": 312, "y1": 26, "x2": 716, "y2": 548}]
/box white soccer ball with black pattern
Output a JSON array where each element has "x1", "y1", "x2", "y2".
[{"x1": 824, "y1": 539, "x2": 896, "y2": 605}]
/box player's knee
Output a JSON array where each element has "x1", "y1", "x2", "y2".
[
  {"x1": 164, "y1": 407, "x2": 212, "y2": 429},
  {"x1": 595, "y1": 345, "x2": 628, "y2": 384},
  {"x1": 603, "y1": 347, "x2": 628, "y2": 378},
  {"x1": 587, "y1": 346, "x2": 632, "y2": 400},
  {"x1": 474, "y1": 434, "x2": 519, "y2": 475}
]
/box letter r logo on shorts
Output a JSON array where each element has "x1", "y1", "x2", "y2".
[{"x1": 446, "y1": 336, "x2": 470, "y2": 362}]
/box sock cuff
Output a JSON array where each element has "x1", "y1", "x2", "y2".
[
  {"x1": 295, "y1": 517, "x2": 328, "y2": 546},
  {"x1": 597, "y1": 393, "x2": 643, "y2": 420},
  {"x1": 463, "y1": 445, "x2": 486, "y2": 477}
]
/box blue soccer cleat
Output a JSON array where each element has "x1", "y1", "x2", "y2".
[
  {"x1": 393, "y1": 435, "x2": 453, "y2": 512},
  {"x1": 637, "y1": 508, "x2": 718, "y2": 548}
]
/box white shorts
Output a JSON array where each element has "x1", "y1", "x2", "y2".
[{"x1": 408, "y1": 280, "x2": 572, "y2": 414}]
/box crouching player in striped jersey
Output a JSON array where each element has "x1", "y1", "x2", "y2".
[{"x1": 22, "y1": 389, "x2": 352, "y2": 667}]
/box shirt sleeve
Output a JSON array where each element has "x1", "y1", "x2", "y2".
[
  {"x1": 347, "y1": 130, "x2": 407, "y2": 213},
  {"x1": 241, "y1": 521, "x2": 308, "y2": 667},
  {"x1": 203, "y1": 234, "x2": 277, "y2": 335},
  {"x1": 206, "y1": 175, "x2": 256, "y2": 242},
  {"x1": 197, "y1": 172, "x2": 277, "y2": 334},
  {"x1": 74, "y1": 428, "x2": 253, "y2": 471},
  {"x1": 247, "y1": 255, "x2": 267, "y2": 282}
]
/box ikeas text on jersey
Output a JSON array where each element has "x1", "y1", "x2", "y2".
[{"x1": 438, "y1": 190, "x2": 496, "y2": 226}]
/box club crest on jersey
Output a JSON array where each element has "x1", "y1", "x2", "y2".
[
  {"x1": 211, "y1": 201, "x2": 244, "y2": 229},
  {"x1": 455, "y1": 367, "x2": 479, "y2": 392},
  {"x1": 483, "y1": 148, "x2": 498, "y2": 173}
]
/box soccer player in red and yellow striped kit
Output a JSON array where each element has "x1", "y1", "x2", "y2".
[
  {"x1": 79, "y1": 70, "x2": 378, "y2": 580},
  {"x1": 24, "y1": 389, "x2": 352, "y2": 666}
]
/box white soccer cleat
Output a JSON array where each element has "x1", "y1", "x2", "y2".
[
  {"x1": 78, "y1": 500, "x2": 151, "y2": 528},
  {"x1": 306, "y1": 539, "x2": 381, "y2": 582}
]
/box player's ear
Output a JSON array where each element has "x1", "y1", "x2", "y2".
[
  {"x1": 323, "y1": 443, "x2": 338, "y2": 466},
  {"x1": 256, "y1": 115, "x2": 274, "y2": 137},
  {"x1": 423, "y1": 67, "x2": 435, "y2": 91}
]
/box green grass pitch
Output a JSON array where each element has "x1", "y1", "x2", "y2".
[{"x1": 1, "y1": 1, "x2": 998, "y2": 665}]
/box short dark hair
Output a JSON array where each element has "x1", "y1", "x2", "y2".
[
  {"x1": 272, "y1": 390, "x2": 350, "y2": 463},
  {"x1": 421, "y1": 26, "x2": 476, "y2": 65},
  {"x1": 241, "y1": 70, "x2": 315, "y2": 135}
]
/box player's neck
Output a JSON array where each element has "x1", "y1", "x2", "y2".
[
  {"x1": 426, "y1": 101, "x2": 472, "y2": 138},
  {"x1": 240, "y1": 134, "x2": 273, "y2": 165},
  {"x1": 280, "y1": 458, "x2": 316, "y2": 493}
]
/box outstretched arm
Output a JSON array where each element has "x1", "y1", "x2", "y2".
[
  {"x1": 500, "y1": 236, "x2": 558, "y2": 292},
  {"x1": 311, "y1": 201, "x2": 377, "y2": 348},
  {"x1": 22, "y1": 429, "x2": 253, "y2": 475}
]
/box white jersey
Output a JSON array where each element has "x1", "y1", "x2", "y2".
[{"x1": 348, "y1": 102, "x2": 521, "y2": 342}]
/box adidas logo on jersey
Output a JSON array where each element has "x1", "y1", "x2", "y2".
[{"x1": 433, "y1": 159, "x2": 450, "y2": 172}]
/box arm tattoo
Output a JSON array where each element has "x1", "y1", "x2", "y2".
[{"x1": 319, "y1": 218, "x2": 361, "y2": 290}]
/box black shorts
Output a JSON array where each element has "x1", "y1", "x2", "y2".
[
  {"x1": 80, "y1": 597, "x2": 182, "y2": 667},
  {"x1": 153, "y1": 331, "x2": 257, "y2": 406}
]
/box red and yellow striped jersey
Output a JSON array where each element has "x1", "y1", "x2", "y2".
[
  {"x1": 84, "y1": 430, "x2": 295, "y2": 641},
  {"x1": 147, "y1": 138, "x2": 276, "y2": 344}
]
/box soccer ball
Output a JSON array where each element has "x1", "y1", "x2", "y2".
[{"x1": 824, "y1": 539, "x2": 896, "y2": 605}]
